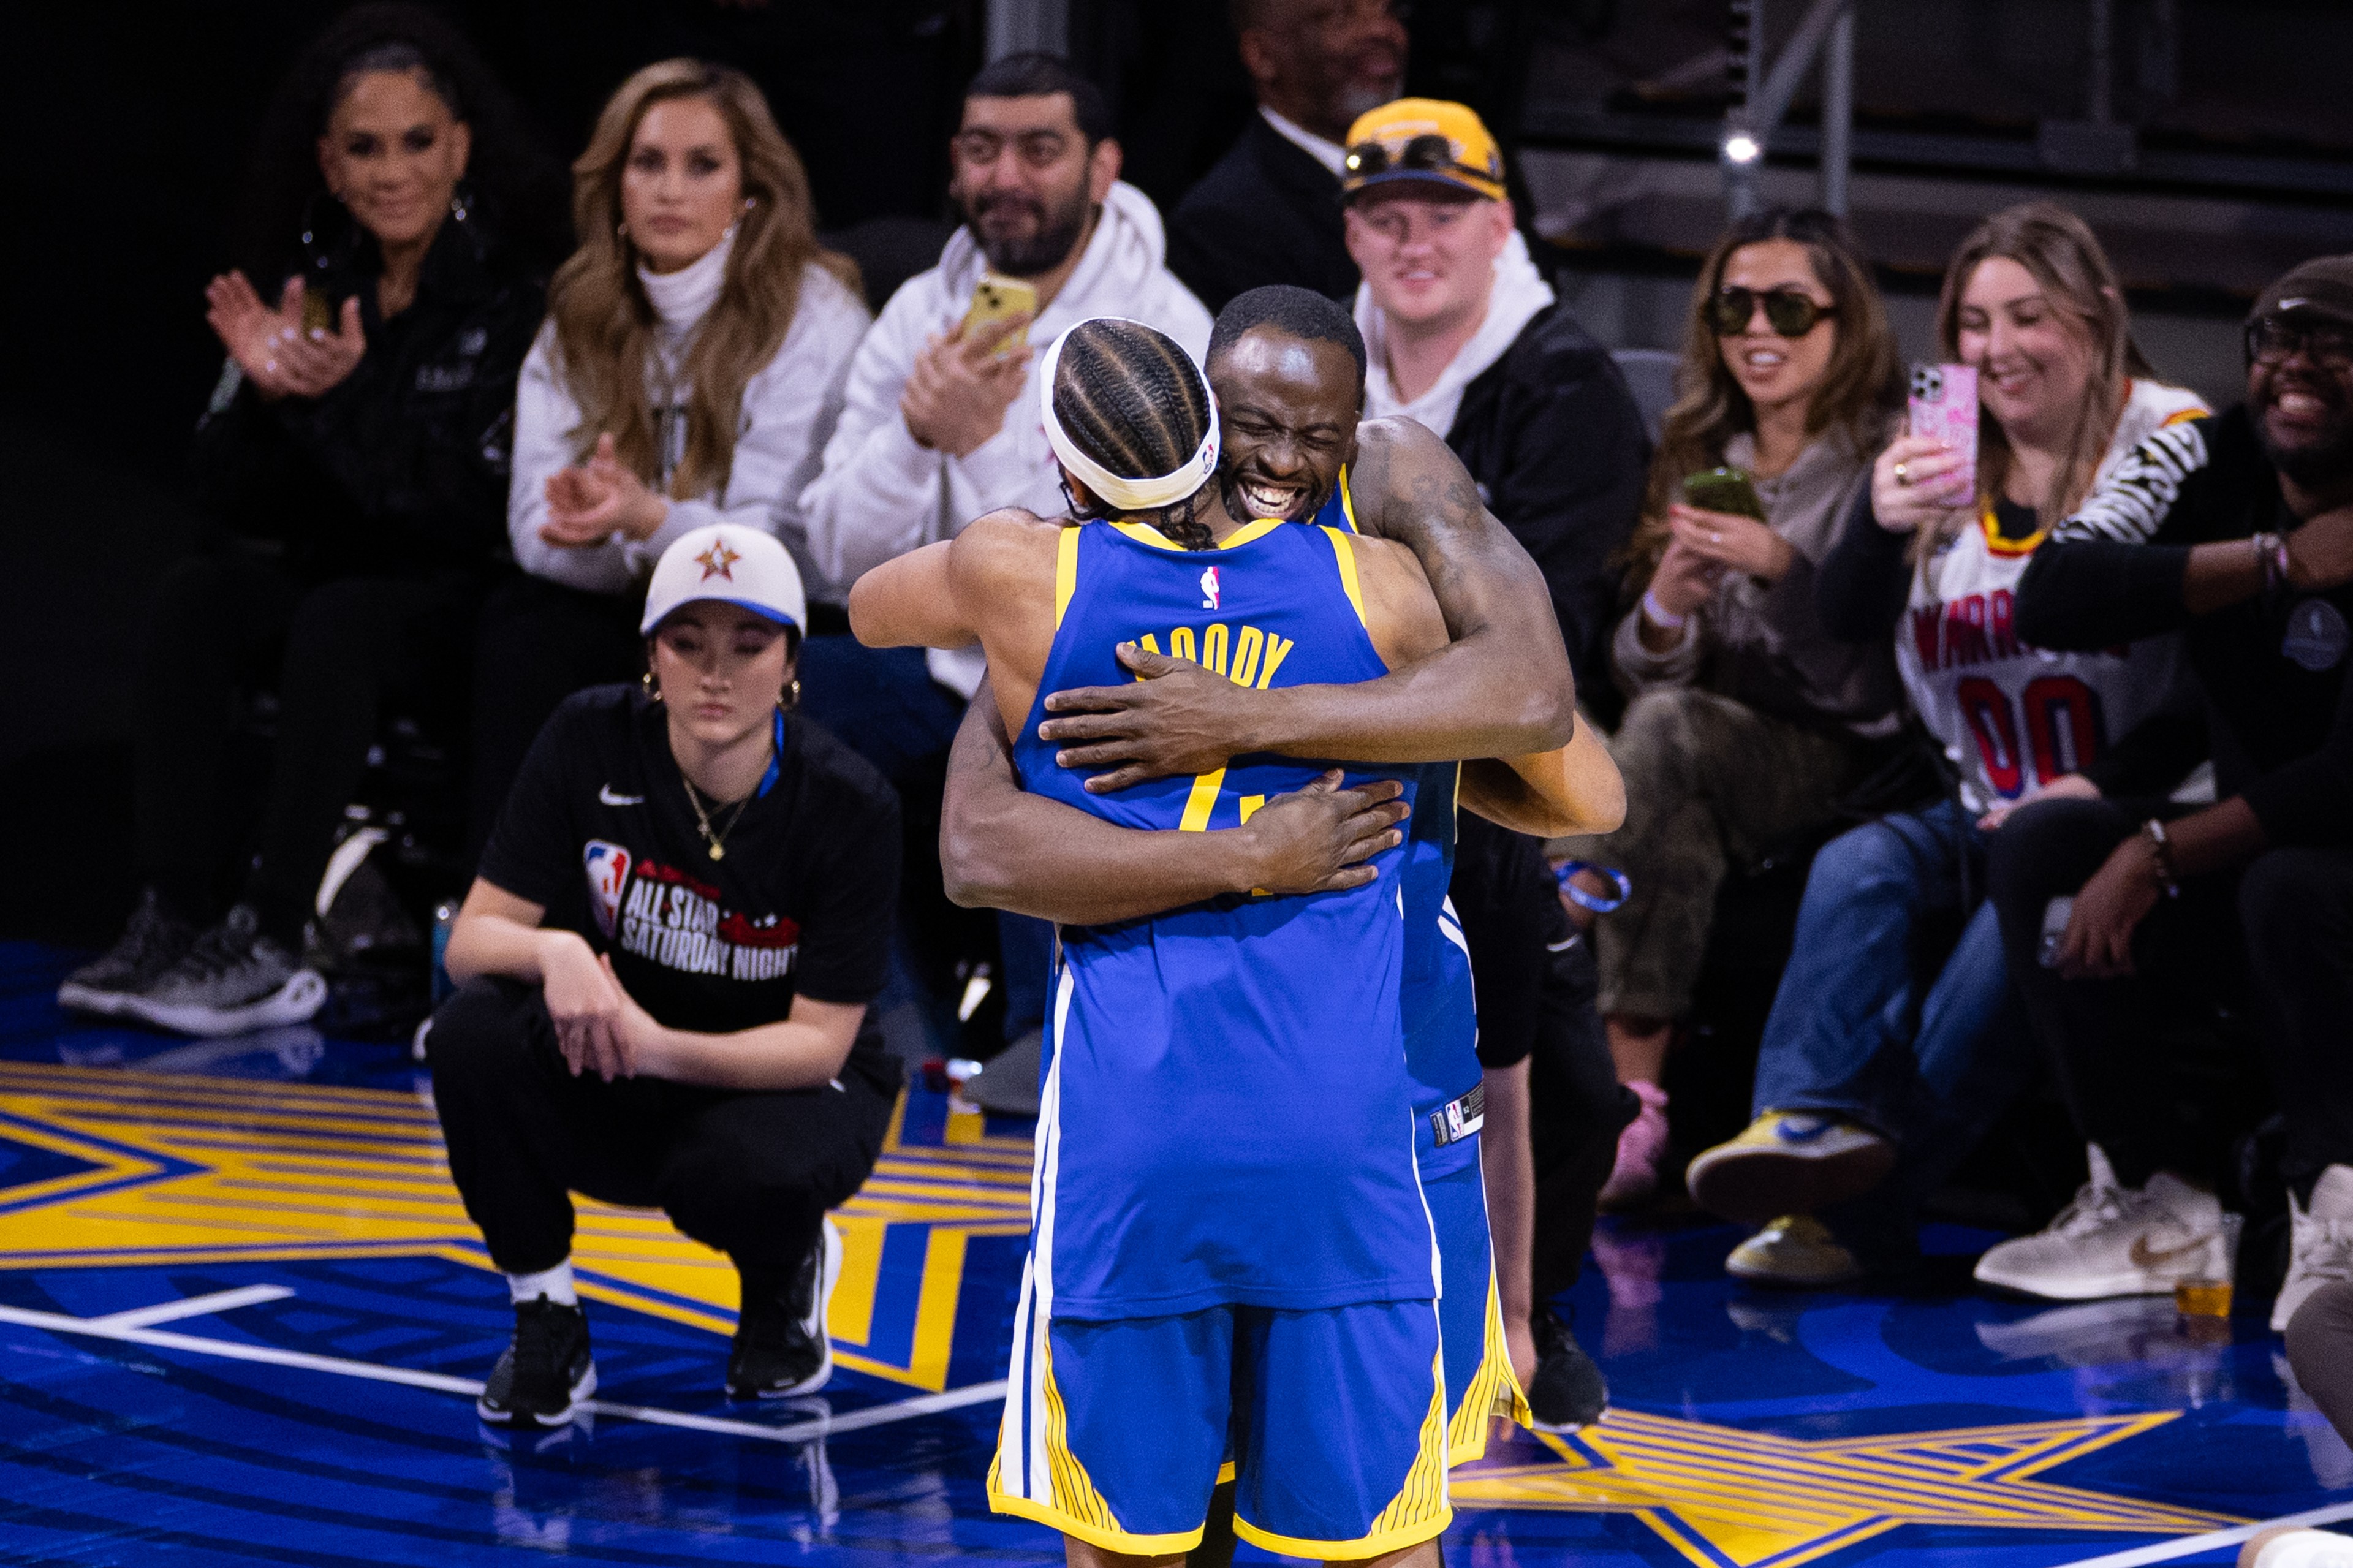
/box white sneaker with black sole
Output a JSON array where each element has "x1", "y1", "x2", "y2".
[
  {"x1": 121, "y1": 904, "x2": 328, "y2": 1037},
  {"x1": 58, "y1": 889, "x2": 197, "y2": 1017},
  {"x1": 2273, "y1": 1164, "x2": 2353, "y2": 1333},
  {"x1": 1973, "y1": 1145, "x2": 2234, "y2": 1301}
]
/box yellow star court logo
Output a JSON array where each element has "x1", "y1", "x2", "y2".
[{"x1": 1453, "y1": 1406, "x2": 2245, "y2": 1567}]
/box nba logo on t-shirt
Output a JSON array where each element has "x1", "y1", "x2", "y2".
[
  {"x1": 583, "y1": 841, "x2": 632, "y2": 937},
  {"x1": 1200, "y1": 565, "x2": 1221, "y2": 610}
]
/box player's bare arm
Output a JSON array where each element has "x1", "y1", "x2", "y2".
[
  {"x1": 939, "y1": 678, "x2": 1411, "y2": 923},
  {"x1": 1461, "y1": 714, "x2": 1627, "y2": 839},
  {"x1": 1038, "y1": 417, "x2": 1577, "y2": 790},
  {"x1": 846, "y1": 507, "x2": 1064, "y2": 729}
]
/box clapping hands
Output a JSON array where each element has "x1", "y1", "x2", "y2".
[
  {"x1": 206, "y1": 273, "x2": 365, "y2": 400},
  {"x1": 540, "y1": 431, "x2": 670, "y2": 548}
]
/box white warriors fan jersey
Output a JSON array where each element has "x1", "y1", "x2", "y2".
[{"x1": 1898, "y1": 380, "x2": 2207, "y2": 813}]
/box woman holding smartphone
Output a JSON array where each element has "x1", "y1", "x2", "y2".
[
  {"x1": 1558, "y1": 207, "x2": 1904, "y2": 1206},
  {"x1": 431, "y1": 523, "x2": 900, "y2": 1425},
  {"x1": 58, "y1": 4, "x2": 564, "y2": 1035},
  {"x1": 471, "y1": 58, "x2": 871, "y2": 855},
  {"x1": 1682, "y1": 203, "x2": 2206, "y2": 1284}
]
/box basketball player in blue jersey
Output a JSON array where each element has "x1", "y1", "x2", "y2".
[
  {"x1": 931, "y1": 292, "x2": 1622, "y2": 1566},
  {"x1": 852, "y1": 317, "x2": 1557, "y2": 1566}
]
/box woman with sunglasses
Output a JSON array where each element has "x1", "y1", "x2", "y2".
[
  {"x1": 1554, "y1": 208, "x2": 1904, "y2": 1208},
  {"x1": 1682, "y1": 203, "x2": 2206, "y2": 1286},
  {"x1": 58, "y1": 5, "x2": 566, "y2": 1035}
]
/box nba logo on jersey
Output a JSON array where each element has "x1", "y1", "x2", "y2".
[
  {"x1": 582, "y1": 841, "x2": 632, "y2": 937},
  {"x1": 1200, "y1": 564, "x2": 1221, "y2": 610}
]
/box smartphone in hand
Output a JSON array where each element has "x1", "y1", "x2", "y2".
[
  {"x1": 1682, "y1": 466, "x2": 1767, "y2": 520},
  {"x1": 1908, "y1": 364, "x2": 1980, "y2": 497},
  {"x1": 961, "y1": 273, "x2": 1038, "y2": 357}
]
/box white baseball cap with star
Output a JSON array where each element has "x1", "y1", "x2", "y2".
[{"x1": 639, "y1": 523, "x2": 806, "y2": 636}]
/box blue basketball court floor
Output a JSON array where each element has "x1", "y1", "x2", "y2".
[{"x1": 0, "y1": 937, "x2": 2345, "y2": 1567}]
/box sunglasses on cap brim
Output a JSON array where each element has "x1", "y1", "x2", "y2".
[
  {"x1": 1709, "y1": 286, "x2": 1836, "y2": 338},
  {"x1": 1344, "y1": 132, "x2": 1498, "y2": 189}
]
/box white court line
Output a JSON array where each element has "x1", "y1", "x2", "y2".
[
  {"x1": 2056, "y1": 1501, "x2": 2353, "y2": 1568},
  {"x1": 0, "y1": 1300, "x2": 1004, "y2": 1445},
  {"x1": 87, "y1": 1284, "x2": 295, "y2": 1330}
]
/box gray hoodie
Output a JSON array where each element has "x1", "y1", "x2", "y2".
[{"x1": 1613, "y1": 425, "x2": 1902, "y2": 737}]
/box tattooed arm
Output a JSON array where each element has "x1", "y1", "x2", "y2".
[{"x1": 1036, "y1": 419, "x2": 1578, "y2": 790}]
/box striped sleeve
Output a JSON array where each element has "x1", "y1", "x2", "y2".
[{"x1": 2053, "y1": 419, "x2": 2211, "y2": 545}]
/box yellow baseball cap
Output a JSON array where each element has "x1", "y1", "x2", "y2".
[{"x1": 1340, "y1": 98, "x2": 1507, "y2": 203}]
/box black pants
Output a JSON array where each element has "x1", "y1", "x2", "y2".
[
  {"x1": 1988, "y1": 796, "x2": 2353, "y2": 1198},
  {"x1": 2287, "y1": 1278, "x2": 2353, "y2": 1448},
  {"x1": 468, "y1": 574, "x2": 645, "y2": 863},
  {"x1": 1531, "y1": 930, "x2": 1637, "y2": 1306},
  {"x1": 134, "y1": 551, "x2": 481, "y2": 944},
  {"x1": 426, "y1": 975, "x2": 895, "y2": 1282}
]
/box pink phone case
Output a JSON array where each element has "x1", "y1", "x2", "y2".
[{"x1": 1908, "y1": 363, "x2": 1979, "y2": 497}]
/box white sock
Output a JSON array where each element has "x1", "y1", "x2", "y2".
[{"x1": 507, "y1": 1260, "x2": 577, "y2": 1306}]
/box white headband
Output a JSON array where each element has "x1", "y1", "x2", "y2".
[{"x1": 1038, "y1": 319, "x2": 1221, "y2": 514}]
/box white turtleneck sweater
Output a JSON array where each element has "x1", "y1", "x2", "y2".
[{"x1": 507, "y1": 229, "x2": 873, "y2": 599}]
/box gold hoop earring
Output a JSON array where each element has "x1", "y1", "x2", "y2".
[
  {"x1": 642, "y1": 670, "x2": 661, "y2": 702},
  {"x1": 776, "y1": 678, "x2": 800, "y2": 712}
]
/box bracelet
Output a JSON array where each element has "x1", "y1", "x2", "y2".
[
  {"x1": 1640, "y1": 588, "x2": 1687, "y2": 631},
  {"x1": 2253, "y1": 532, "x2": 2290, "y2": 596},
  {"x1": 2140, "y1": 818, "x2": 2181, "y2": 899},
  {"x1": 1554, "y1": 860, "x2": 1633, "y2": 914}
]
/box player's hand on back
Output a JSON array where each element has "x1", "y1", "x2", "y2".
[
  {"x1": 902, "y1": 316, "x2": 1033, "y2": 458},
  {"x1": 1040, "y1": 643, "x2": 1261, "y2": 792},
  {"x1": 1234, "y1": 771, "x2": 1409, "y2": 896}
]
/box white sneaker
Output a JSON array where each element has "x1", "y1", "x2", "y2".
[
  {"x1": 1973, "y1": 1145, "x2": 2234, "y2": 1301},
  {"x1": 2273, "y1": 1165, "x2": 2353, "y2": 1333}
]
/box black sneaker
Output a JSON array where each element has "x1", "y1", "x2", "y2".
[
  {"x1": 477, "y1": 1297, "x2": 596, "y2": 1426},
  {"x1": 728, "y1": 1218, "x2": 842, "y2": 1399},
  {"x1": 1526, "y1": 1308, "x2": 1608, "y2": 1432},
  {"x1": 122, "y1": 903, "x2": 328, "y2": 1037},
  {"x1": 59, "y1": 890, "x2": 197, "y2": 1017}
]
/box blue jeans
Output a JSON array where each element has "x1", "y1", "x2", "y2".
[
  {"x1": 1750, "y1": 798, "x2": 2031, "y2": 1256},
  {"x1": 797, "y1": 635, "x2": 1052, "y2": 1046}
]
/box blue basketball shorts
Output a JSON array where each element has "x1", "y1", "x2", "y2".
[
  {"x1": 1422, "y1": 1140, "x2": 1533, "y2": 1462},
  {"x1": 988, "y1": 1281, "x2": 1452, "y2": 1558}
]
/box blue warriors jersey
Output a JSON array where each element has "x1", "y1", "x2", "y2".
[
  {"x1": 1309, "y1": 483, "x2": 1482, "y2": 1156},
  {"x1": 1014, "y1": 515, "x2": 1436, "y2": 1319}
]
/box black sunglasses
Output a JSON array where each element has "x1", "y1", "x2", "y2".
[
  {"x1": 1710, "y1": 286, "x2": 1836, "y2": 338},
  {"x1": 1343, "y1": 133, "x2": 1494, "y2": 187},
  {"x1": 2247, "y1": 314, "x2": 2353, "y2": 372}
]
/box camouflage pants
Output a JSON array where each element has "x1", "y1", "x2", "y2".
[{"x1": 1556, "y1": 686, "x2": 1871, "y2": 1023}]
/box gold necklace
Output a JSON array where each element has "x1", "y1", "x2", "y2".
[{"x1": 681, "y1": 775, "x2": 752, "y2": 862}]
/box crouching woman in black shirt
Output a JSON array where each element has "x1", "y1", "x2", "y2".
[{"x1": 428, "y1": 521, "x2": 900, "y2": 1426}]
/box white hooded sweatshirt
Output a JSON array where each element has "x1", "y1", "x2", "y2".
[
  {"x1": 1357, "y1": 229, "x2": 1556, "y2": 440},
  {"x1": 800, "y1": 180, "x2": 1212, "y2": 697},
  {"x1": 508, "y1": 233, "x2": 872, "y2": 600}
]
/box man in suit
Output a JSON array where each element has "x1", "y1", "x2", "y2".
[{"x1": 1166, "y1": 0, "x2": 1406, "y2": 312}]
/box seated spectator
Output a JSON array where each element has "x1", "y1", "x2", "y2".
[
  {"x1": 1558, "y1": 208, "x2": 1905, "y2": 1206},
  {"x1": 471, "y1": 59, "x2": 870, "y2": 854},
  {"x1": 1980, "y1": 254, "x2": 2353, "y2": 1327},
  {"x1": 797, "y1": 52, "x2": 1209, "y2": 1066},
  {"x1": 1165, "y1": 0, "x2": 1406, "y2": 312},
  {"x1": 429, "y1": 523, "x2": 900, "y2": 1426},
  {"x1": 57, "y1": 4, "x2": 563, "y2": 1036},
  {"x1": 1682, "y1": 203, "x2": 2208, "y2": 1284},
  {"x1": 1341, "y1": 96, "x2": 1647, "y2": 1422}
]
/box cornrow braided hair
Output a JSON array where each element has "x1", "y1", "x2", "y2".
[{"x1": 1052, "y1": 319, "x2": 1217, "y2": 548}]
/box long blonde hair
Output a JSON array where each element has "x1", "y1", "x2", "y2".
[
  {"x1": 1929, "y1": 201, "x2": 2156, "y2": 548},
  {"x1": 1629, "y1": 207, "x2": 1900, "y2": 578},
  {"x1": 547, "y1": 59, "x2": 858, "y2": 499}
]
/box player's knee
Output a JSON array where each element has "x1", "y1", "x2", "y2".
[{"x1": 422, "y1": 974, "x2": 537, "y2": 1086}]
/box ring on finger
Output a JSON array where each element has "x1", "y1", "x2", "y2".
[
  {"x1": 1894, "y1": 461, "x2": 1912, "y2": 486},
  {"x1": 1710, "y1": 531, "x2": 1722, "y2": 545}
]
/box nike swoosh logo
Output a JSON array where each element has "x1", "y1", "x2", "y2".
[
  {"x1": 598, "y1": 786, "x2": 644, "y2": 806},
  {"x1": 2128, "y1": 1232, "x2": 2215, "y2": 1269}
]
